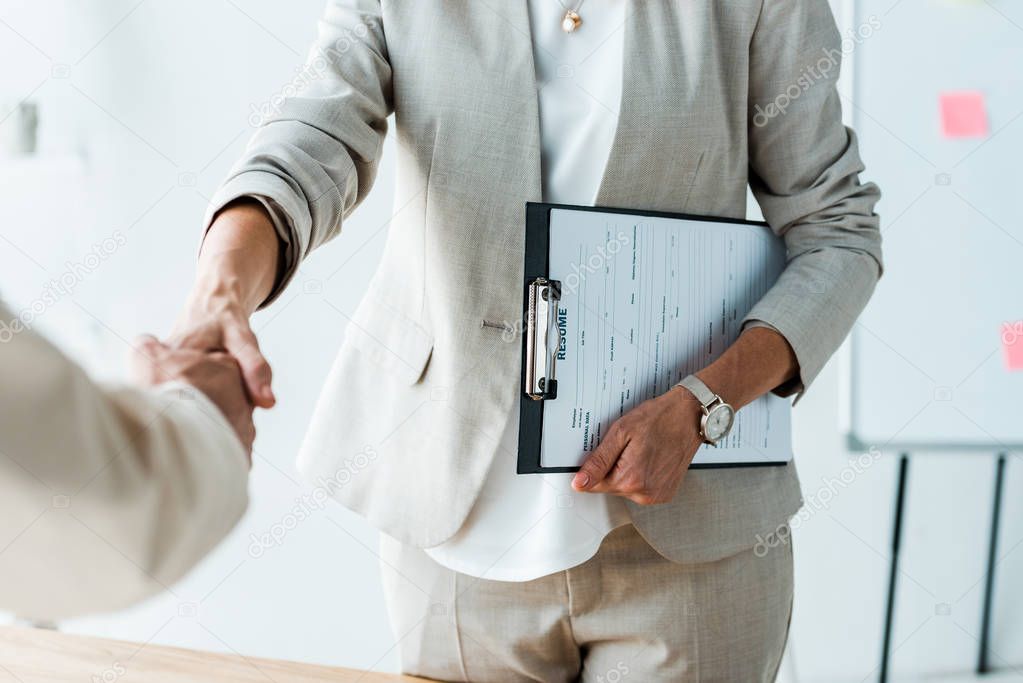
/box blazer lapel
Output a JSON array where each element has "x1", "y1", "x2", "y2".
[
  {"x1": 593, "y1": 0, "x2": 635, "y2": 207},
  {"x1": 502, "y1": 1, "x2": 543, "y2": 206},
  {"x1": 595, "y1": 1, "x2": 707, "y2": 213},
  {"x1": 449, "y1": 0, "x2": 543, "y2": 209}
]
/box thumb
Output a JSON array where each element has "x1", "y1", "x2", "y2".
[
  {"x1": 132, "y1": 334, "x2": 162, "y2": 353},
  {"x1": 129, "y1": 334, "x2": 169, "y2": 383},
  {"x1": 224, "y1": 323, "x2": 275, "y2": 408},
  {"x1": 572, "y1": 427, "x2": 624, "y2": 491}
]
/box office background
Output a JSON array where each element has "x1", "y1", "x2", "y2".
[{"x1": 1, "y1": 1, "x2": 1021, "y2": 681}]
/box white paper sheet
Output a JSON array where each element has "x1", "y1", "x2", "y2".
[{"x1": 539, "y1": 208, "x2": 793, "y2": 468}]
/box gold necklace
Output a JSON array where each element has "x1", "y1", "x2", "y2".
[{"x1": 558, "y1": 0, "x2": 586, "y2": 33}]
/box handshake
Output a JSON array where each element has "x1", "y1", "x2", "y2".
[
  {"x1": 129, "y1": 200, "x2": 283, "y2": 456},
  {"x1": 130, "y1": 307, "x2": 274, "y2": 456}
]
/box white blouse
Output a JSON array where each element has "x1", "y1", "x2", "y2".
[{"x1": 424, "y1": 0, "x2": 630, "y2": 582}]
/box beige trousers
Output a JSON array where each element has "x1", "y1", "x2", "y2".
[{"x1": 380, "y1": 524, "x2": 793, "y2": 682}]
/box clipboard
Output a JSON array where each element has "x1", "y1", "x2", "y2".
[{"x1": 517, "y1": 202, "x2": 793, "y2": 474}]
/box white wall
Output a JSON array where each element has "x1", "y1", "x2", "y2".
[
  {"x1": 1, "y1": 1, "x2": 1020, "y2": 680},
  {"x1": 786, "y1": 1, "x2": 1023, "y2": 680},
  {"x1": 0, "y1": 0, "x2": 400, "y2": 673}
]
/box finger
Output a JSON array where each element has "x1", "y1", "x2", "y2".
[
  {"x1": 224, "y1": 325, "x2": 275, "y2": 408},
  {"x1": 131, "y1": 334, "x2": 163, "y2": 355},
  {"x1": 240, "y1": 420, "x2": 256, "y2": 462},
  {"x1": 586, "y1": 456, "x2": 631, "y2": 494},
  {"x1": 572, "y1": 425, "x2": 626, "y2": 491},
  {"x1": 129, "y1": 334, "x2": 168, "y2": 382},
  {"x1": 209, "y1": 352, "x2": 259, "y2": 408},
  {"x1": 626, "y1": 493, "x2": 657, "y2": 506}
]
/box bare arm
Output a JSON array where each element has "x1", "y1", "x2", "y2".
[
  {"x1": 173, "y1": 0, "x2": 392, "y2": 404},
  {"x1": 192, "y1": 201, "x2": 280, "y2": 317},
  {"x1": 695, "y1": 326, "x2": 798, "y2": 411},
  {"x1": 174, "y1": 201, "x2": 281, "y2": 408}
]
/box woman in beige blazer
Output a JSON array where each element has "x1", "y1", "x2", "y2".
[{"x1": 173, "y1": 0, "x2": 882, "y2": 680}]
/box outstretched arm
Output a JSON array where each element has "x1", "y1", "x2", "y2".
[
  {"x1": 173, "y1": 0, "x2": 394, "y2": 402},
  {"x1": 0, "y1": 304, "x2": 250, "y2": 619}
]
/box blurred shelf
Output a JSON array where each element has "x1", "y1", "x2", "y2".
[{"x1": 0, "y1": 153, "x2": 86, "y2": 176}]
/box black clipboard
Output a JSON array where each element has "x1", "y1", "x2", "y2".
[{"x1": 517, "y1": 201, "x2": 789, "y2": 475}]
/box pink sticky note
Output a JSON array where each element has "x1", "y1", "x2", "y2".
[
  {"x1": 1002, "y1": 321, "x2": 1023, "y2": 371},
  {"x1": 940, "y1": 91, "x2": 989, "y2": 138}
]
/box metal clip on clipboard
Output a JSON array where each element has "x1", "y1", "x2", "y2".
[{"x1": 525, "y1": 277, "x2": 562, "y2": 401}]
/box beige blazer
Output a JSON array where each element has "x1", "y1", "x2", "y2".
[
  {"x1": 0, "y1": 301, "x2": 249, "y2": 618},
  {"x1": 207, "y1": 0, "x2": 882, "y2": 561}
]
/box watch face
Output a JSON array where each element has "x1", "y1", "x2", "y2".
[{"x1": 704, "y1": 404, "x2": 735, "y2": 441}]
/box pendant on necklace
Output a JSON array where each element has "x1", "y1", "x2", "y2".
[{"x1": 561, "y1": 9, "x2": 582, "y2": 33}]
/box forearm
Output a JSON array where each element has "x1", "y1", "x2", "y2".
[
  {"x1": 190, "y1": 200, "x2": 281, "y2": 314},
  {"x1": 694, "y1": 326, "x2": 798, "y2": 410}
]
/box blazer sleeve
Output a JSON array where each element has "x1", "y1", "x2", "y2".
[
  {"x1": 0, "y1": 304, "x2": 249, "y2": 619},
  {"x1": 743, "y1": 0, "x2": 883, "y2": 401},
  {"x1": 203, "y1": 0, "x2": 393, "y2": 305}
]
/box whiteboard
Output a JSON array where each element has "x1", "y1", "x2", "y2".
[{"x1": 846, "y1": 0, "x2": 1023, "y2": 449}]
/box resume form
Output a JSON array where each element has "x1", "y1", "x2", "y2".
[{"x1": 539, "y1": 208, "x2": 793, "y2": 468}]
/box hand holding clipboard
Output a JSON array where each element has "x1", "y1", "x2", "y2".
[{"x1": 518, "y1": 203, "x2": 793, "y2": 474}]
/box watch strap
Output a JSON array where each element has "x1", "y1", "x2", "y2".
[{"x1": 676, "y1": 375, "x2": 718, "y2": 408}]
